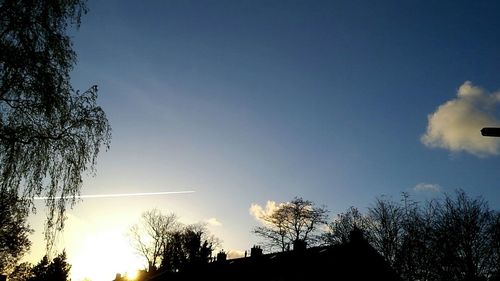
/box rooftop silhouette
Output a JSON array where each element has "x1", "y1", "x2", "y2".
[{"x1": 140, "y1": 231, "x2": 401, "y2": 281}]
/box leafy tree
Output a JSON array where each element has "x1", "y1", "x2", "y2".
[
  {"x1": 8, "y1": 262, "x2": 32, "y2": 281},
  {"x1": 181, "y1": 223, "x2": 219, "y2": 266},
  {"x1": 0, "y1": 0, "x2": 111, "y2": 246},
  {"x1": 253, "y1": 197, "x2": 328, "y2": 252},
  {"x1": 29, "y1": 256, "x2": 50, "y2": 281},
  {"x1": 161, "y1": 230, "x2": 185, "y2": 273},
  {"x1": 48, "y1": 251, "x2": 72, "y2": 281},
  {"x1": 28, "y1": 251, "x2": 71, "y2": 281},
  {"x1": 161, "y1": 223, "x2": 220, "y2": 272},
  {"x1": 0, "y1": 189, "x2": 32, "y2": 274}
]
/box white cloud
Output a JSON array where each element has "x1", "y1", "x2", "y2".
[
  {"x1": 413, "y1": 183, "x2": 441, "y2": 193},
  {"x1": 421, "y1": 81, "x2": 500, "y2": 157},
  {"x1": 226, "y1": 250, "x2": 245, "y2": 260},
  {"x1": 249, "y1": 200, "x2": 284, "y2": 225},
  {"x1": 206, "y1": 217, "x2": 222, "y2": 227}
]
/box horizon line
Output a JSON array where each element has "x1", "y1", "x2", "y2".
[{"x1": 33, "y1": 190, "x2": 196, "y2": 200}]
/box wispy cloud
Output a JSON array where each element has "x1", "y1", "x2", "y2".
[
  {"x1": 249, "y1": 201, "x2": 284, "y2": 224},
  {"x1": 413, "y1": 183, "x2": 441, "y2": 193},
  {"x1": 421, "y1": 81, "x2": 500, "y2": 157},
  {"x1": 206, "y1": 217, "x2": 222, "y2": 227}
]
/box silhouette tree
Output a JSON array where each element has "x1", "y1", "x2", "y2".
[
  {"x1": 28, "y1": 251, "x2": 71, "y2": 281},
  {"x1": 430, "y1": 190, "x2": 496, "y2": 281},
  {"x1": 323, "y1": 206, "x2": 369, "y2": 245},
  {"x1": 8, "y1": 262, "x2": 32, "y2": 281},
  {"x1": 364, "y1": 194, "x2": 439, "y2": 280},
  {"x1": 129, "y1": 209, "x2": 221, "y2": 274},
  {"x1": 161, "y1": 223, "x2": 220, "y2": 272},
  {"x1": 161, "y1": 230, "x2": 185, "y2": 273},
  {"x1": 129, "y1": 209, "x2": 180, "y2": 271},
  {"x1": 490, "y1": 212, "x2": 500, "y2": 281},
  {"x1": 253, "y1": 197, "x2": 328, "y2": 252},
  {"x1": 29, "y1": 256, "x2": 50, "y2": 281},
  {"x1": 48, "y1": 252, "x2": 72, "y2": 281},
  {"x1": 181, "y1": 223, "x2": 220, "y2": 266},
  {"x1": 325, "y1": 191, "x2": 500, "y2": 281},
  {"x1": 0, "y1": 189, "x2": 32, "y2": 274},
  {"x1": 0, "y1": 0, "x2": 111, "y2": 246},
  {"x1": 396, "y1": 194, "x2": 436, "y2": 281},
  {"x1": 367, "y1": 196, "x2": 404, "y2": 269}
]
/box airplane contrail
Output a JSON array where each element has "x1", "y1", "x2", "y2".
[{"x1": 33, "y1": 190, "x2": 195, "y2": 200}]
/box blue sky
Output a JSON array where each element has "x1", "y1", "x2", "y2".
[{"x1": 27, "y1": 1, "x2": 500, "y2": 280}]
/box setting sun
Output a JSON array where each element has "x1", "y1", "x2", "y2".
[
  {"x1": 69, "y1": 228, "x2": 144, "y2": 281},
  {"x1": 125, "y1": 270, "x2": 139, "y2": 281}
]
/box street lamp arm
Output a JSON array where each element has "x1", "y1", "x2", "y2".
[{"x1": 481, "y1": 127, "x2": 500, "y2": 137}]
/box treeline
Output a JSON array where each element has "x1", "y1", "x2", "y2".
[
  {"x1": 252, "y1": 191, "x2": 500, "y2": 281},
  {"x1": 2, "y1": 189, "x2": 499, "y2": 281},
  {"x1": 130, "y1": 190, "x2": 500, "y2": 281},
  {"x1": 129, "y1": 209, "x2": 221, "y2": 274},
  {"x1": 323, "y1": 191, "x2": 500, "y2": 281},
  {"x1": 8, "y1": 252, "x2": 71, "y2": 281}
]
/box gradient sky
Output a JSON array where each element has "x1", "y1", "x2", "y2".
[{"x1": 26, "y1": 1, "x2": 500, "y2": 280}]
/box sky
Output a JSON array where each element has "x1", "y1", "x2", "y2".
[{"x1": 24, "y1": 1, "x2": 500, "y2": 280}]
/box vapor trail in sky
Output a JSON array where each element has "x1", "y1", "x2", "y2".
[{"x1": 33, "y1": 190, "x2": 195, "y2": 200}]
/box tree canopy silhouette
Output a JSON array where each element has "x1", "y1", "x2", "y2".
[
  {"x1": 129, "y1": 209, "x2": 180, "y2": 271},
  {"x1": 0, "y1": 0, "x2": 111, "y2": 246},
  {"x1": 323, "y1": 190, "x2": 500, "y2": 281},
  {"x1": 253, "y1": 197, "x2": 328, "y2": 252},
  {"x1": 322, "y1": 206, "x2": 369, "y2": 245},
  {"x1": 161, "y1": 223, "x2": 220, "y2": 273},
  {"x1": 0, "y1": 189, "x2": 32, "y2": 274},
  {"x1": 129, "y1": 209, "x2": 220, "y2": 274},
  {"x1": 6, "y1": 252, "x2": 72, "y2": 281},
  {"x1": 27, "y1": 251, "x2": 71, "y2": 281},
  {"x1": 7, "y1": 262, "x2": 32, "y2": 281}
]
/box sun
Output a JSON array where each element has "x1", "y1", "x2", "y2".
[
  {"x1": 125, "y1": 270, "x2": 138, "y2": 280},
  {"x1": 69, "y1": 229, "x2": 144, "y2": 281}
]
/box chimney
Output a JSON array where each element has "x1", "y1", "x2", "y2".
[
  {"x1": 217, "y1": 251, "x2": 227, "y2": 262},
  {"x1": 250, "y1": 245, "x2": 263, "y2": 257}
]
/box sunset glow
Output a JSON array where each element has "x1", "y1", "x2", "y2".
[
  {"x1": 15, "y1": 0, "x2": 500, "y2": 280},
  {"x1": 69, "y1": 228, "x2": 144, "y2": 281}
]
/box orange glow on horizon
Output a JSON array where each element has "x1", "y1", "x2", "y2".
[
  {"x1": 49, "y1": 213, "x2": 148, "y2": 281},
  {"x1": 69, "y1": 229, "x2": 145, "y2": 281}
]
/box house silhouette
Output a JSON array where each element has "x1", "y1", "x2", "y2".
[{"x1": 139, "y1": 230, "x2": 402, "y2": 281}]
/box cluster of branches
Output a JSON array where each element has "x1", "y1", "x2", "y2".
[
  {"x1": 8, "y1": 251, "x2": 71, "y2": 281},
  {"x1": 0, "y1": 189, "x2": 32, "y2": 274},
  {"x1": 252, "y1": 192, "x2": 500, "y2": 281},
  {"x1": 129, "y1": 209, "x2": 221, "y2": 274},
  {"x1": 0, "y1": 0, "x2": 111, "y2": 249},
  {"x1": 253, "y1": 197, "x2": 328, "y2": 252},
  {"x1": 322, "y1": 191, "x2": 500, "y2": 281},
  {"x1": 0, "y1": 188, "x2": 70, "y2": 280}
]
